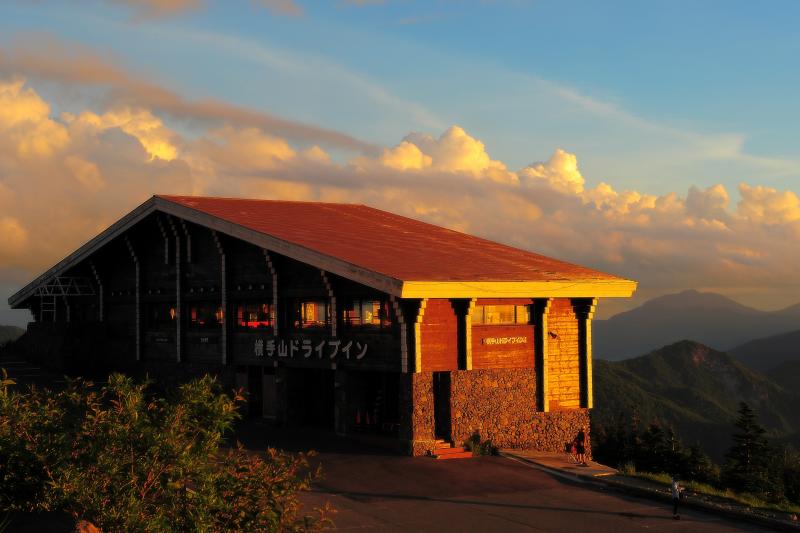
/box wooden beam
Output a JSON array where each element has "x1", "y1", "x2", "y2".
[
  {"x1": 179, "y1": 219, "x2": 192, "y2": 263},
  {"x1": 88, "y1": 260, "x2": 103, "y2": 322},
  {"x1": 155, "y1": 216, "x2": 169, "y2": 265},
  {"x1": 212, "y1": 231, "x2": 227, "y2": 365},
  {"x1": 125, "y1": 236, "x2": 140, "y2": 362},
  {"x1": 320, "y1": 270, "x2": 337, "y2": 338},
  {"x1": 167, "y1": 216, "x2": 182, "y2": 363},
  {"x1": 264, "y1": 250, "x2": 278, "y2": 337}
]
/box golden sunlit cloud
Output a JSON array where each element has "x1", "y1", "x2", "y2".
[{"x1": 1, "y1": 77, "x2": 800, "y2": 309}]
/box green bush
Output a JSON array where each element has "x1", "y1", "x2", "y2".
[
  {"x1": 464, "y1": 431, "x2": 497, "y2": 456},
  {"x1": 0, "y1": 370, "x2": 333, "y2": 531}
]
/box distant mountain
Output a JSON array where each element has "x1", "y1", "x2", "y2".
[
  {"x1": 0, "y1": 325, "x2": 24, "y2": 345},
  {"x1": 593, "y1": 340, "x2": 800, "y2": 459},
  {"x1": 594, "y1": 289, "x2": 800, "y2": 361},
  {"x1": 729, "y1": 329, "x2": 800, "y2": 372},
  {"x1": 765, "y1": 360, "x2": 800, "y2": 392}
]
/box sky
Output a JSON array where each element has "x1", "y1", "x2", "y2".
[{"x1": 2, "y1": 0, "x2": 800, "y2": 326}]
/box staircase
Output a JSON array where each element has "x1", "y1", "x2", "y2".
[{"x1": 430, "y1": 439, "x2": 473, "y2": 460}]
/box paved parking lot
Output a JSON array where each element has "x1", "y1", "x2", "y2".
[{"x1": 268, "y1": 431, "x2": 768, "y2": 532}]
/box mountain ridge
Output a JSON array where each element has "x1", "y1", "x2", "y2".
[
  {"x1": 593, "y1": 339, "x2": 800, "y2": 459},
  {"x1": 594, "y1": 289, "x2": 800, "y2": 361}
]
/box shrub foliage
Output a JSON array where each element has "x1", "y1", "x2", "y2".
[{"x1": 0, "y1": 370, "x2": 332, "y2": 531}]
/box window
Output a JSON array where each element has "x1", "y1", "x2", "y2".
[
  {"x1": 236, "y1": 302, "x2": 273, "y2": 330},
  {"x1": 188, "y1": 302, "x2": 224, "y2": 329},
  {"x1": 147, "y1": 303, "x2": 176, "y2": 329},
  {"x1": 343, "y1": 299, "x2": 391, "y2": 329},
  {"x1": 295, "y1": 300, "x2": 329, "y2": 329},
  {"x1": 471, "y1": 305, "x2": 529, "y2": 325}
]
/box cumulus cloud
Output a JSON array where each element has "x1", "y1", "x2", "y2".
[
  {"x1": 2, "y1": 77, "x2": 800, "y2": 313},
  {"x1": 520, "y1": 148, "x2": 585, "y2": 194},
  {"x1": 386, "y1": 126, "x2": 517, "y2": 183}
]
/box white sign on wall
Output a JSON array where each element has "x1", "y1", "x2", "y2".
[
  {"x1": 253, "y1": 338, "x2": 368, "y2": 360},
  {"x1": 482, "y1": 336, "x2": 528, "y2": 346}
]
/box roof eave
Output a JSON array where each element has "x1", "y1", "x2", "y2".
[{"x1": 399, "y1": 279, "x2": 637, "y2": 299}]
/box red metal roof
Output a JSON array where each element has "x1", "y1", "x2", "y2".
[{"x1": 158, "y1": 195, "x2": 626, "y2": 284}]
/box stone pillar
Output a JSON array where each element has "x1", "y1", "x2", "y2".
[
  {"x1": 572, "y1": 298, "x2": 597, "y2": 409},
  {"x1": 334, "y1": 369, "x2": 348, "y2": 436},
  {"x1": 398, "y1": 372, "x2": 436, "y2": 455},
  {"x1": 532, "y1": 298, "x2": 552, "y2": 412}
]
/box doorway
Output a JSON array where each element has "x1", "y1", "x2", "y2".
[
  {"x1": 433, "y1": 372, "x2": 451, "y2": 440},
  {"x1": 247, "y1": 365, "x2": 263, "y2": 418},
  {"x1": 288, "y1": 368, "x2": 335, "y2": 429}
]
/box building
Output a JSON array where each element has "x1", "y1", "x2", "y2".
[{"x1": 8, "y1": 195, "x2": 636, "y2": 455}]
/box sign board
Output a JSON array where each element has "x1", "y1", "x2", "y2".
[{"x1": 253, "y1": 338, "x2": 368, "y2": 360}]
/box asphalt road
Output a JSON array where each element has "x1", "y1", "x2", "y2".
[{"x1": 302, "y1": 452, "x2": 768, "y2": 532}]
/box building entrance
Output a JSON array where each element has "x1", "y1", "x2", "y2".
[
  {"x1": 287, "y1": 368, "x2": 335, "y2": 429},
  {"x1": 433, "y1": 372, "x2": 451, "y2": 440}
]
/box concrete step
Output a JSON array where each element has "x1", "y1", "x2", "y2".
[
  {"x1": 433, "y1": 446, "x2": 467, "y2": 455},
  {"x1": 434, "y1": 451, "x2": 473, "y2": 460}
]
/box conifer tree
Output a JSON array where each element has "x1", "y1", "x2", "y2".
[{"x1": 723, "y1": 402, "x2": 771, "y2": 496}]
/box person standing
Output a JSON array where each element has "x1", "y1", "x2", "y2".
[
  {"x1": 575, "y1": 426, "x2": 587, "y2": 466},
  {"x1": 671, "y1": 476, "x2": 683, "y2": 519}
]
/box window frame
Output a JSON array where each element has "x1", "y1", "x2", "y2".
[{"x1": 471, "y1": 304, "x2": 530, "y2": 326}]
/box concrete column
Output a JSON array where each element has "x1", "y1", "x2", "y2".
[
  {"x1": 464, "y1": 299, "x2": 476, "y2": 371},
  {"x1": 412, "y1": 299, "x2": 427, "y2": 373},
  {"x1": 390, "y1": 297, "x2": 408, "y2": 373},
  {"x1": 532, "y1": 298, "x2": 552, "y2": 412},
  {"x1": 572, "y1": 298, "x2": 597, "y2": 409}
]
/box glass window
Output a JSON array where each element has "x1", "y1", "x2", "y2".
[
  {"x1": 343, "y1": 299, "x2": 391, "y2": 329},
  {"x1": 295, "y1": 300, "x2": 329, "y2": 329},
  {"x1": 188, "y1": 302, "x2": 223, "y2": 329},
  {"x1": 147, "y1": 303, "x2": 176, "y2": 329},
  {"x1": 472, "y1": 304, "x2": 529, "y2": 325},
  {"x1": 236, "y1": 302, "x2": 272, "y2": 330}
]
